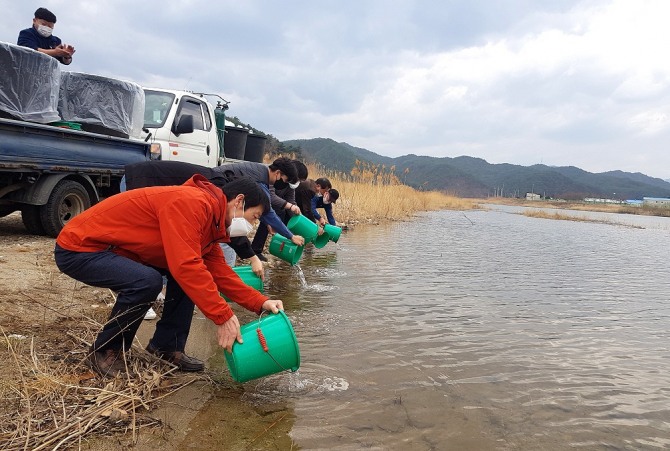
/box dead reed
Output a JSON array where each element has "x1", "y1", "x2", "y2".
[
  {"x1": 485, "y1": 197, "x2": 670, "y2": 218},
  {"x1": 305, "y1": 160, "x2": 479, "y2": 224},
  {"x1": 0, "y1": 322, "x2": 206, "y2": 451},
  {"x1": 521, "y1": 209, "x2": 644, "y2": 228}
]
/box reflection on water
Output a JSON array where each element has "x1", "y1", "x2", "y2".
[{"x1": 194, "y1": 208, "x2": 670, "y2": 450}]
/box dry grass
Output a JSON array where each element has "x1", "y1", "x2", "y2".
[
  {"x1": 305, "y1": 161, "x2": 479, "y2": 224},
  {"x1": 0, "y1": 321, "x2": 207, "y2": 451},
  {"x1": 521, "y1": 209, "x2": 644, "y2": 228},
  {"x1": 484, "y1": 197, "x2": 670, "y2": 218}
]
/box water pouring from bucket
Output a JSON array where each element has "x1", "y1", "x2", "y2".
[{"x1": 224, "y1": 310, "x2": 301, "y2": 383}]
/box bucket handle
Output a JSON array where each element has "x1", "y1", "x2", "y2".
[
  {"x1": 256, "y1": 328, "x2": 269, "y2": 352},
  {"x1": 257, "y1": 311, "x2": 290, "y2": 372}
]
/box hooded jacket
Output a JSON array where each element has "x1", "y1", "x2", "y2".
[{"x1": 56, "y1": 175, "x2": 268, "y2": 324}]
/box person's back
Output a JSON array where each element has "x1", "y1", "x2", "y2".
[
  {"x1": 295, "y1": 179, "x2": 318, "y2": 221},
  {"x1": 124, "y1": 160, "x2": 224, "y2": 190},
  {"x1": 213, "y1": 161, "x2": 270, "y2": 187}
]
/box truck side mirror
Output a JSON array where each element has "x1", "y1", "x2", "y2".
[{"x1": 172, "y1": 114, "x2": 195, "y2": 136}]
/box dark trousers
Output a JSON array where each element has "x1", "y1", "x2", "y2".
[
  {"x1": 251, "y1": 209, "x2": 292, "y2": 255},
  {"x1": 54, "y1": 244, "x2": 195, "y2": 353}
]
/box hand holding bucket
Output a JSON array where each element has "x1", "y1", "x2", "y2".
[
  {"x1": 313, "y1": 227, "x2": 330, "y2": 248},
  {"x1": 224, "y1": 310, "x2": 301, "y2": 383},
  {"x1": 269, "y1": 234, "x2": 304, "y2": 265},
  {"x1": 313, "y1": 223, "x2": 342, "y2": 248},
  {"x1": 287, "y1": 215, "x2": 319, "y2": 242}
]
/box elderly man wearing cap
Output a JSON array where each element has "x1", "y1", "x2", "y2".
[{"x1": 17, "y1": 7, "x2": 75, "y2": 65}]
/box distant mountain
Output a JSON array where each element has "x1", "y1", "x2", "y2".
[{"x1": 283, "y1": 138, "x2": 670, "y2": 199}]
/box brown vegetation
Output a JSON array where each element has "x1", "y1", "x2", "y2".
[
  {"x1": 307, "y1": 160, "x2": 479, "y2": 224},
  {"x1": 519, "y1": 209, "x2": 644, "y2": 228},
  {"x1": 484, "y1": 197, "x2": 670, "y2": 218}
]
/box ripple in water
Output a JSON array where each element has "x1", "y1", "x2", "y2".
[{"x1": 242, "y1": 371, "x2": 350, "y2": 406}]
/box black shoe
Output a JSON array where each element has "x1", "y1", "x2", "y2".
[
  {"x1": 256, "y1": 253, "x2": 268, "y2": 262},
  {"x1": 145, "y1": 344, "x2": 204, "y2": 372},
  {"x1": 88, "y1": 346, "x2": 126, "y2": 377}
]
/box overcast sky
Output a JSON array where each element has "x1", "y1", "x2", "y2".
[{"x1": 3, "y1": 1, "x2": 670, "y2": 179}]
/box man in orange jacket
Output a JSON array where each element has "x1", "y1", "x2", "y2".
[{"x1": 55, "y1": 175, "x2": 284, "y2": 377}]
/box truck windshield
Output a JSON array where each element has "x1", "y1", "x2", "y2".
[{"x1": 143, "y1": 90, "x2": 176, "y2": 128}]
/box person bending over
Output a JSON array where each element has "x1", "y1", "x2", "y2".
[
  {"x1": 54, "y1": 176, "x2": 284, "y2": 377},
  {"x1": 311, "y1": 177, "x2": 339, "y2": 226}
]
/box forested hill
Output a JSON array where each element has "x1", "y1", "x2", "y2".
[{"x1": 282, "y1": 138, "x2": 670, "y2": 200}]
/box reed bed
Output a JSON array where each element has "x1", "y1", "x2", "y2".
[
  {"x1": 304, "y1": 160, "x2": 479, "y2": 224},
  {"x1": 0, "y1": 321, "x2": 206, "y2": 451},
  {"x1": 484, "y1": 197, "x2": 670, "y2": 218},
  {"x1": 521, "y1": 209, "x2": 644, "y2": 228}
]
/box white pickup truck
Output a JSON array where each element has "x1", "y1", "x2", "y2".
[{"x1": 142, "y1": 88, "x2": 239, "y2": 167}]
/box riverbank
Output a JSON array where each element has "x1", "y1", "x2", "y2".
[
  {"x1": 0, "y1": 174, "x2": 473, "y2": 449},
  {"x1": 481, "y1": 196, "x2": 670, "y2": 217},
  {"x1": 0, "y1": 211, "x2": 301, "y2": 450}
]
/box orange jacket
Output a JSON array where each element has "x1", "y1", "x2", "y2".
[{"x1": 56, "y1": 175, "x2": 268, "y2": 324}]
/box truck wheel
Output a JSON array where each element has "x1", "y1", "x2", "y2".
[
  {"x1": 21, "y1": 205, "x2": 46, "y2": 235},
  {"x1": 40, "y1": 180, "x2": 91, "y2": 237}
]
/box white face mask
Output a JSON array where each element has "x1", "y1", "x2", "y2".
[
  {"x1": 37, "y1": 25, "x2": 53, "y2": 38},
  {"x1": 227, "y1": 204, "x2": 254, "y2": 237}
]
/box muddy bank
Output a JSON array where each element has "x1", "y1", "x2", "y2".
[{"x1": 0, "y1": 212, "x2": 295, "y2": 450}]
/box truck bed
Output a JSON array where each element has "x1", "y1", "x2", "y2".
[{"x1": 0, "y1": 118, "x2": 149, "y2": 173}]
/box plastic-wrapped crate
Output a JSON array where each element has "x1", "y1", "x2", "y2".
[
  {"x1": 0, "y1": 41, "x2": 61, "y2": 123},
  {"x1": 58, "y1": 72, "x2": 145, "y2": 138}
]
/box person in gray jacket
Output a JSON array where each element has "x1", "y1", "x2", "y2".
[{"x1": 251, "y1": 160, "x2": 307, "y2": 260}]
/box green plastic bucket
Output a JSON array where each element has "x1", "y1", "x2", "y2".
[
  {"x1": 287, "y1": 215, "x2": 318, "y2": 242},
  {"x1": 313, "y1": 231, "x2": 330, "y2": 248},
  {"x1": 222, "y1": 266, "x2": 264, "y2": 302},
  {"x1": 224, "y1": 311, "x2": 300, "y2": 383},
  {"x1": 268, "y1": 234, "x2": 303, "y2": 265},
  {"x1": 323, "y1": 224, "x2": 342, "y2": 242},
  {"x1": 233, "y1": 266, "x2": 263, "y2": 292}
]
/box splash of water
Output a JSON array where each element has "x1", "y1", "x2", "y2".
[{"x1": 295, "y1": 265, "x2": 308, "y2": 288}]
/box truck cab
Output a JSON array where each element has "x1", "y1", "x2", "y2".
[{"x1": 142, "y1": 89, "x2": 225, "y2": 167}]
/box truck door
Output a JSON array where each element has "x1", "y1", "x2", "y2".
[{"x1": 169, "y1": 96, "x2": 214, "y2": 166}]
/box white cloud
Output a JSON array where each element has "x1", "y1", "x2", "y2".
[{"x1": 2, "y1": 0, "x2": 670, "y2": 178}]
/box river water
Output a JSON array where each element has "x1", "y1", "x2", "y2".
[{"x1": 187, "y1": 205, "x2": 670, "y2": 450}]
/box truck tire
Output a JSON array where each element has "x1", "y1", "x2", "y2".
[
  {"x1": 40, "y1": 180, "x2": 91, "y2": 237},
  {"x1": 21, "y1": 205, "x2": 46, "y2": 235}
]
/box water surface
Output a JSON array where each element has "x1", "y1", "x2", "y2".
[{"x1": 190, "y1": 207, "x2": 670, "y2": 450}]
